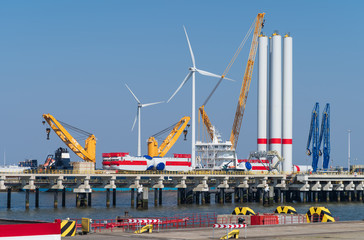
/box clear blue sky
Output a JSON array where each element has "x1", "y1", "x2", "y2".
[{"x1": 0, "y1": 1, "x2": 363, "y2": 168}]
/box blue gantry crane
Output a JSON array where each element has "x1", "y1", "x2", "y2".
[
  {"x1": 306, "y1": 103, "x2": 320, "y2": 172},
  {"x1": 306, "y1": 103, "x2": 330, "y2": 172},
  {"x1": 318, "y1": 104, "x2": 330, "y2": 169}
]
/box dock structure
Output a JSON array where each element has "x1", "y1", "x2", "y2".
[{"x1": 0, "y1": 171, "x2": 364, "y2": 208}]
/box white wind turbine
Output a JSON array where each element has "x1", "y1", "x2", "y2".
[
  {"x1": 167, "y1": 26, "x2": 235, "y2": 169},
  {"x1": 125, "y1": 84, "x2": 163, "y2": 156}
]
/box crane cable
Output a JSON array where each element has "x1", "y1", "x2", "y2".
[
  {"x1": 222, "y1": 18, "x2": 256, "y2": 78},
  {"x1": 151, "y1": 120, "x2": 181, "y2": 140},
  {"x1": 199, "y1": 17, "x2": 256, "y2": 142},
  {"x1": 202, "y1": 17, "x2": 256, "y2": 107},
  {"x1": 58, "y1": 120, "x2": 92, "y2": 141}
]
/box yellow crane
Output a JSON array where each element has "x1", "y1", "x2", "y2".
[
  {"x1": 42, "y1": 114, "x2": 96, "y2": 163},
  {"x1": 230, "y1": 13, "x2": 265, "y2": 150},
  {"x1": 198, "y1": 13, "x2": 265, "y2": 147},
  {"x1": 147, "y1": 116, "x2": 190, "y2": 157}
]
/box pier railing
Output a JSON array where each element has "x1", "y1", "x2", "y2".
[
  {"x1": 4, "y1": 169, "x2": 289, "y2": 175},
  {"x1": 1, "y1": 168, "x2": 362, "y2": 176},
  {"x1": 69, "y1": 212, "x2": 337, "y2": 234},
  {"x1": 70, "y1": 212, "x2": 217, "y2": 233}
]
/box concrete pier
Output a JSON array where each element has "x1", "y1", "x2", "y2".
[{"x1": 1, "y1": 171, "x2": 364, "y2": 208}]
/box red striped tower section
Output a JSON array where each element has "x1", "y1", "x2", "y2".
[
  {"x1": 257, "y1": 35, "x2": 268, "y2": 154},
  {"x1": 269, "y1": 33, "x2": 282, "y2": 169},
  {"x1": 282, "y1": 34, "x2": 293, "y2": 172}
]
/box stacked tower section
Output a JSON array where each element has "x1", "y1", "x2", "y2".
[{"x1": 257, "y1": 35, "x2": 268, "y2": 153}]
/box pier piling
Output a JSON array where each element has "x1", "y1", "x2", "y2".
[
  {"x1": 142, "y1": 187, "x2": 148, "y2": 209},
  {"x1": 54, "y1": 190, "x2": 58, "y2": 208},
  {"x1": 154, "y1": 188, "x2": 158, "y2": 206},
  {"x1": 131, "y1": 188, "x2": 135, "y2": 207},
  {"x1": 35, "y1": 188, "x2": 39, "y2": 208},
  {"x1": 25, "y1": 189, "x2": 30, "y2": 209},
  {"x1": 62, "y1": 188, "x2": 66, "y2": 207},
  {"x1": 7, "y1": 188, "x2": 11, "y2": 209},
  {"x1": 88, "y1": 193, "x2": 92, "y2": 207},
  {"x1": 158, "y1": 188, "x2": 162, "y2": 205},
  {"x1": 112, "y1": 189, "x2": 116, "y2": 206},
  {"x1": 106, "y1": 189, "x2": 110, "y2": 207},
  {"x1": 76, "y1": 193, "x2": 80, "y2": 207},
  {"x1": 219, "y1": 189, "x2": 225, "y2": 204}
]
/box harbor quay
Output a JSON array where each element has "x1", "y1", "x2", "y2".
[
  {"x1": 68, "y1": 221, "x2": 364, "y2": 240},
  {"x1": 0, "y1": 171, "x2": 364, "y2": 209}
]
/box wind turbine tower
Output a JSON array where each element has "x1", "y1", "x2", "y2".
[
  {"x1": 167, "y1": 26, "x2": 234, "y2": 169},
  {"x1": 125, "y1": 84, "x2": 163, "y2": 156}
]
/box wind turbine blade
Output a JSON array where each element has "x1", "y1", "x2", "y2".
[
  {"x1": 183, "y1": 26, "x2": 195, "y2": 68},
  {"x1": 131, "y1": 113, "x2": 137, "y2": 131},
  {"x1": 125, "y1": 84, "x2": 141, "y2": 103},
  {"x1": 142, "y1": 101, "x2": 164, "y2": 108},
  {"x1": 196, "y1": 68, "x2": 236, "y2": 82},
  {"x1": 167, "y1": 72, "x2": 192, "y2": 103},
  {"x1": 223, "y1": 76, "x2": 236, "y2": 82}
]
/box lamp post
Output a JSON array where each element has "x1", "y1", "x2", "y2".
[{"x1": 348, "y1": 130, "x2": 351, "y2": 172}]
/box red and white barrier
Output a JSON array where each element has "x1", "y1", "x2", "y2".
[
  {"x1": 128, "y1": 219, "x2": 161, "y2": 224},
  {"x1": 212, "y1": 224, "x2": 247, "y2": 239},
  {"x1": 213, "y1": 224, "x2": 246, "y2": 229}
]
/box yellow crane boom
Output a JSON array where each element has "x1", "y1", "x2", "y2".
[
  {"x1": 42, "y1": 114, "x2": 96, "y2": 163},
  {"x1": 230, "y1": 13, "x2": 265, "y2": 150},
  {"x1": 199, "y1": 106, "x2": 214, "y2": 141},
  {"x1": 148, "y1": 116, "x2": 190, "y2": 157}
]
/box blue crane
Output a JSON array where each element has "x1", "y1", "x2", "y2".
[
  {"x1": 318, "y1": 104, "x2": 330, "y2": 169},
  {"x1": 306, "y1": 103, "x2": 320, "y2": 172}
]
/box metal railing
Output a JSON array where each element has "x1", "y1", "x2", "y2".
[
  {"x1": 70, "y1": 212, "x2": 217, "y2": 233},
  {"x1": 1, "y1": 169, "x2": 363, "y2": 177},
  {"x1": 1, "y1": 169, "x2": 284, "y2": 176}
]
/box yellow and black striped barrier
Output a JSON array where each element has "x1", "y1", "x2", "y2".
[
  {"x1": 232, "y1": 207, "x2": 255, "y2": 215},
  {"x1": 275, "y1": 206, "x2": 297, "y2": 214},
  {"x1": 306, "y1": 207, "x2": 335, "y2": 223},
  {"x1": 61, "y1": 220, "x2": 76, "y2": 237}
]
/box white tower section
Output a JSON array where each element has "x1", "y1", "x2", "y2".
[
  {"x1": 192, "y1": 70, "x2": 196, "y2": 169},
  {"x1": 269, "y1": 33, "x2": 282, "y2": 168},
  {"x1": 257, "y1": 35, "x2": 268, "y2": 152},
  {"x1": 282, "y1": 35, "x2": 293, "y2": 172}
]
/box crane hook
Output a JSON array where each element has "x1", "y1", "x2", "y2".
[
  {"x1": 46, "y1": 128, "x2": 51, "y2": 140},
  {"x1": 183, "y1": 129, "x2": 188, "y2": 141}
]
